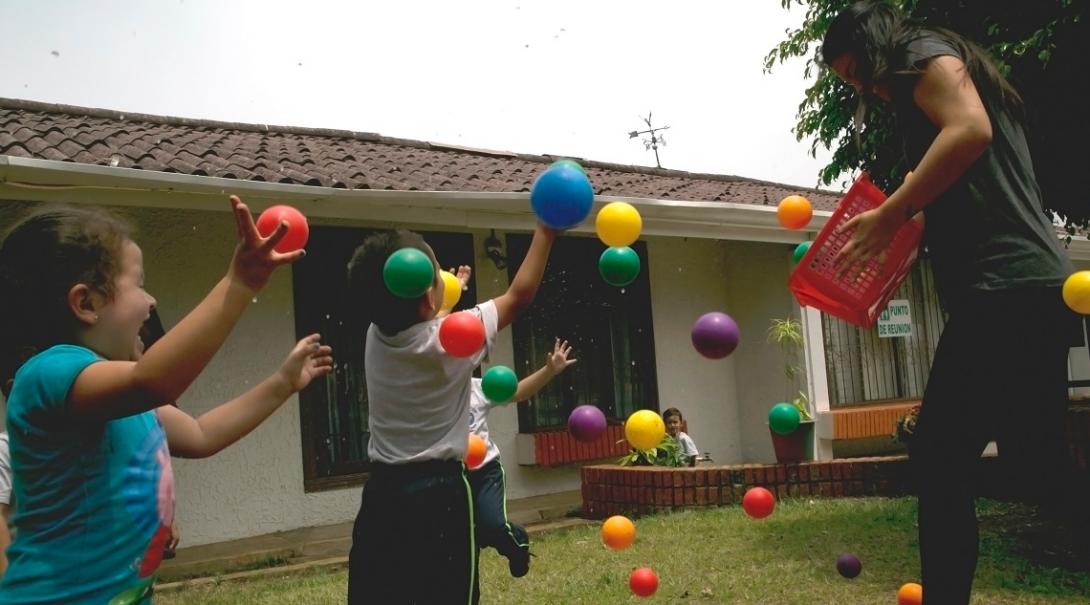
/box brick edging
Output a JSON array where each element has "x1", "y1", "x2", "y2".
[{"x1": 581, "y1": 456, "x2": 916, "y2": 518}]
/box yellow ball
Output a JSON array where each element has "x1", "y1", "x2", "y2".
[
  {"x1": 625, "y1": 409, "x2": 666, "y2": 451},
  {"x1": 595, "y1": 201, "x2": 642, "y2": 247},
  {"x1": 440, "y1": 270, "x2": 462, "y2": 312},
  {"x1": 1062, "y1": 270, "x2": 1090, "y2": 315}
]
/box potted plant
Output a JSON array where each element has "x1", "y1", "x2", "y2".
[
  {"x1": 617, "y1": 434, "x2": 690, "y2": 468},
  {"x1": 767, "y1": 317, "x2": 815, "y2": 462}
]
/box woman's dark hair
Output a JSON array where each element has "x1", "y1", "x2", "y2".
[
  {"x1": 821, "y1": 1, "x2": 1023, "y2": 134},
  {"x1": 346, "y1": 229, "x2": 437, "y2": 336},
  {"x1": 0, "y1": 205, "x2": 132, "y2": 395}
]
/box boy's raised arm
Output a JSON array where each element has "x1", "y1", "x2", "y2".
[{"x1": 492, "y1": 224, "x2": 559, "y2": 331}]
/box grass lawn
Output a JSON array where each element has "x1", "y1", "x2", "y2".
[{"x1": 157, "y1": 497, "x2": 1090, "y2": 604}]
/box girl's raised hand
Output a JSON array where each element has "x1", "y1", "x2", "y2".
[
  {"x1": 546, "y1": 338, "x2": 577, "y2": 374},
  {"x1": 277, "y1": 334, "x2": 334, "y2": 394},
  {"x1": 228, "y1": 195, "x2": 306, "y2": 292}
]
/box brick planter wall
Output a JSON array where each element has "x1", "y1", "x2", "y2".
[
  {"x1": 582, "y1": 457, "x2": 917, "y2": 519},
  {"x1": 581, "y1": 404, "x2": 1090, "y2": 519},
  {"x1": 1067, "y1": 403, "x2": 1090, "y2": 473}
]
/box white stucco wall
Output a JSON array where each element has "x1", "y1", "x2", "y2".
[
  {"x1": 720, "y1": 240, "x2": 804, "y2": 463},
  {"x1": 645, "y1": 236, "x2": 801, "y2": 465},
  {"x1": 645, "y1": 236, "x2": 742, "y2": 465}
]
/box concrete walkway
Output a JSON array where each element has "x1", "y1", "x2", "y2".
[{"x1": 157, "y1": 489, "x2": 585, "y2": 584}]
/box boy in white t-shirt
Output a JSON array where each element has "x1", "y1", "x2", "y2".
[
  {"x1": 468, "y1": 338, "x2": 575, "y2": 596},
  {"x1": 345, "y1": 224, "x2": 559, "y2": 605},
  {"x1": 663, "y1": 407, "x2": 699, "y2": 466}
]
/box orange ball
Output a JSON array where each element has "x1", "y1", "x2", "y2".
[
  {"x1": 777, "y1": 195, "x2": 813, "y2": 230},
  {"x1": 601, "y1": 515, "x2": 636, "y2": 550},
  {"x1": 896, "y1": 582, "x2": 923, "y2": 605},
  {"x1": 465, "y1": 434, "x2": 487, "y2": 469}
]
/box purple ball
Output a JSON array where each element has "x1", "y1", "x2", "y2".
[
  {"x1": 836, "y1": 553, "x2": 862, "y2": 579},
  {"x1": 690, "y1": 312, "x2": 740, "y2": 359},
  {"x1": 568, "y1": 405, "x2": 607, "y2": 442}
]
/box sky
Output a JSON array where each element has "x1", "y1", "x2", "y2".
[{"x1": 0, "y1": 0, "x2": 835, "y2": 189}]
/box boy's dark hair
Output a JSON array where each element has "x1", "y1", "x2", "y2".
[
  {"x1": 347, "y1": 229, "x2": 437, "y2": 336},
  {"x1": 662, "y1": 407, "x2": 683, "y2": 422},
  {"x1": 0, "y1": 205, "x2": 132, "y2": 395}
]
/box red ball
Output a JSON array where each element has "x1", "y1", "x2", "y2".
[
  {"x1": 629, "y1": 567, "x2": 658, "y2": 598},
  {"x1": 438, "y1": 311, "x2": 485, "y2": 358},
  {"x1": 742, "y1": 487, "x2": 776, "y2": 519},
  {"x1": 256, "y1": 204, "x2": 310, "y2": 253}
]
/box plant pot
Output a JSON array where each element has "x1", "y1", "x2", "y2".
[{"x1": 770, "y1": 420, "x2": 814, "y2": 463}]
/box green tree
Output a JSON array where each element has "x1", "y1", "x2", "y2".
[{"x1": 765, "y1": 0, "x2": 1089, "y2": 235}]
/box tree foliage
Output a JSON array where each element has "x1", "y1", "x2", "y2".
[{"x1": 766, "y1": 0, "x2": 1089, "y2": 234}]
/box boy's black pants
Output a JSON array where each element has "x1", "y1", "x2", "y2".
[{"x1": 347, "y1": 460, "x2": 475, "y2": 605}]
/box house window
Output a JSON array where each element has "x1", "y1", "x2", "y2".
[
  {"x1": 505, "y1": 234, "x2": 659, "y2": 432},
  {"x1": 292, "y1": 225, "x2": 476, "y2": 491},
  {"x1": 822, "y1": 258, "x2": 946, "y2": 407}
]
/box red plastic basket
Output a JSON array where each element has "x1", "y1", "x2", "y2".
[{"x1": 789, "y1": 173, "x2": 923, "y2": 328}]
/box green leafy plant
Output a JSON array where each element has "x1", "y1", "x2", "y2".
[
  {"x1": 767, "y1": 317, "x2": 813, "y2": 421},
  {"x1": 617, "y1": 434, "x2": 689, "y2": 468},
  {"x1": 764, "y1": 0, "x2": 1088, "y2": 235}
]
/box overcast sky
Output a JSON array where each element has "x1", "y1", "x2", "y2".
[{"x1": 0, "y1": 0, "x2": 836, "y2": 188}]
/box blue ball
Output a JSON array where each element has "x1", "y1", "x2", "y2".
[{"x1": 530, "y1": 166, "x2": 594, "y2": 229}]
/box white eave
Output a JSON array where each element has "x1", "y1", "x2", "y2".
[
  {"x1": 0, "y1": 156, "x2": 823, "y2": 244},
  {"x1": 2, "y1": 155, "x2": 1088, "y2": 261}
]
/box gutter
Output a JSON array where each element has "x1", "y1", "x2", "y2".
[{"x1": 4, "y1": 156, "x2": 1085, "y2": 260}]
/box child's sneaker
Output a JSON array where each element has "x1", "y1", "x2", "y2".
[{"x1": 508, "y1": 548, "x2": 532, "y2": 578}]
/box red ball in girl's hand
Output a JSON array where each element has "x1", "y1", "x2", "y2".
[{"x1": 256, "y1": 205, "x2": 309, "y2": 253}]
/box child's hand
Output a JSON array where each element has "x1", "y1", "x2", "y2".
[
  {"x1": 454, "y1": 265, "x2": 472, "y2": 290},
  {"x1": 276, "y1": 334, "x2": 334, "y2": 393},
  {"x1": 546, "y1": 338, "x2": 577, "y2": 374},
  {"x1": 166, "y1": 523, "x2": 181, "y2": 552},
  {"x1": 228, "y1": 195, "x2": 306, "y2": 292}
]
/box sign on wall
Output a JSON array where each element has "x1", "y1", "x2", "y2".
[{"x1": 877, "y1": 299, "x2": 912, "y2": 338}]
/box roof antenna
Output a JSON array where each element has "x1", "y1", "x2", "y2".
[{"x1": 627, "y1": 111, "x2": 670, "y2": 168}]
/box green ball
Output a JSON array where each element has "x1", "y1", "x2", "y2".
[
  {"x1": 482, "y1": 366, "x2": 518, "y2": 403},
  {"x1": 383, "y1": 248, "x2": 434, "y2": 299},
  {"x1": 792, "y1": 241, "x2": 812, "y2": 265},
  {"x1": 550, "y1": 158, "x2": 586, "y2": 174},
  {"x1": 599, "y1": 246, "x2": 641, "y2": 287},
  {"x1": 768, "y1": 402, "x2": 801, "y2": 435}
]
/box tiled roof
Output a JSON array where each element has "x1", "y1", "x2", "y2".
[{"x1": 0, "y1": 98, "x2": 841, "y2": 211}]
